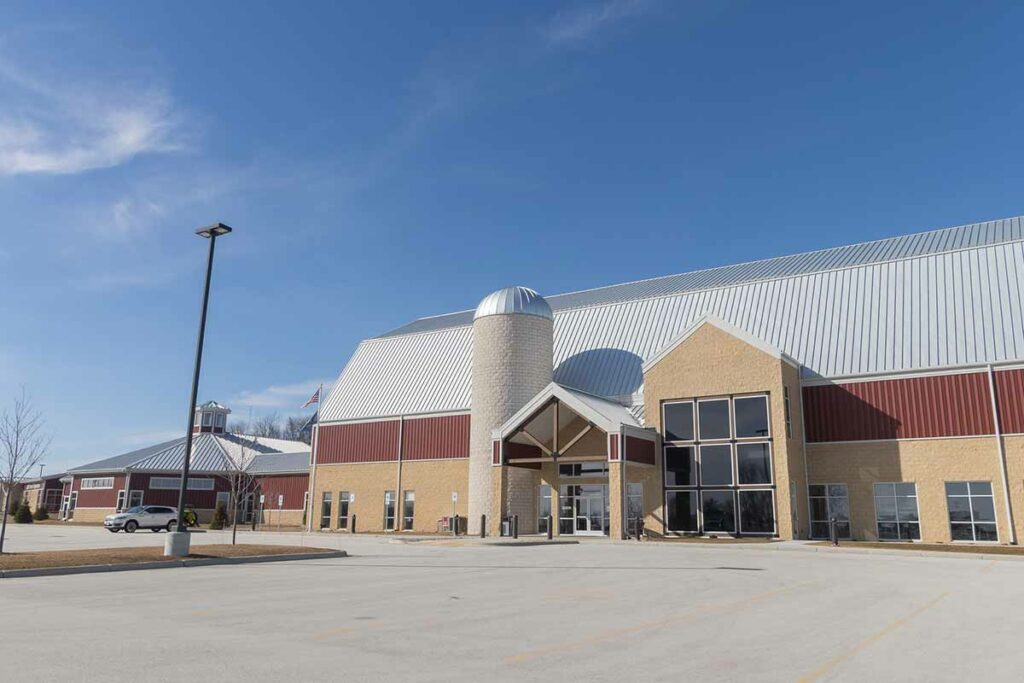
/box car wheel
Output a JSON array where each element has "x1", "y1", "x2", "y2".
[
  {"x1": 125, "y1": 520, "x2": 138, "y2": 533},
  {"x1": 166, "y1": 520, "x2": 176, "y2": 532}
]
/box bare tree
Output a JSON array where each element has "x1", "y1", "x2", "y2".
[
  {"x1": 250, "y1": 412, "x2": 282, "y2": 439},
  {"x1": 283, "y1": 415, "x2": 312, "y2": 444},
  {"x1": 222, "y1": 434, "x2": 259, "y2": 545},
  {"x1": 0, "y1": 389, "x2": 51, "y2": 553}
]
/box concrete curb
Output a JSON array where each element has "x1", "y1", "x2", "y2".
[
  {"x1": 0, "y1": 549, "x2": 347, "y2": 579},
  {"x1": 797, "y1": 544, "x2": 1024, "y2": 562}
]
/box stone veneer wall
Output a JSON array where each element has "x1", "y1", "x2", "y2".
[{"x1": 469, "y1": 314, "x2": 553, "y2": 535}]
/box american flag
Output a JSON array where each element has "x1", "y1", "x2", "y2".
[{"x1": 302, "y1": 385, "x2": 321, "y2": 408}]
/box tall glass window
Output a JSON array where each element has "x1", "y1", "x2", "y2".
[
  {"x1": 337, "y1": 491, "x2": 351, "y2": 530},
  {"x1": 538, "y1": 485, "x2": 552, "y2": 534},
  {"x1": 873, "y1": 483, "x2": 920, "y2": 541},
  {"x1": 946, "y1": 482, "x2": 997, "y2": 542},
  {"x1": 662, "y1": 394, "x2": 774, "y2": 535},
  {"x1": 320, "y1": 491, "x2": 332, "y2": 529},
  {"x1": 626, "y1": 483, "x2": 643, "y2": 536},
  {"x1": 384, "y1": 491, "x2": 396, "y2": 531},
  {"x1": 402, "y1": 491, "x2": 415, "y2": 531},
  {"x1": 809, "y1": 484, "x2": 851, "y2": 539}
]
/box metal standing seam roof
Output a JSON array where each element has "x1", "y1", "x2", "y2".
[
  {"x1": 68, "y1": 433, "x2": 310, "y2": 474},
  {"x1": 319, "y1": 216, "x2": 1024, "y2": 424},
  {"x1": 248, "y1": 451, "x2": 312, "y2": 474}
]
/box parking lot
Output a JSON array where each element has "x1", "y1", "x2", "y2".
[{"x1": 2, "y1": 525, "x2": 1023, "y2": 682}]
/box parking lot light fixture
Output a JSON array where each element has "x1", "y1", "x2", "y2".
[{"x1": 165, "y1": 222, "x2": 233, "y2": 558}]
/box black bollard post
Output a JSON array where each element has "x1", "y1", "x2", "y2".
[
  {"x1": 512, "y1": 514, "x2": 519, "y2": 539},
  {"x1": 351, "y1": 513, "x2": 357, "y2": 534},
  {"x1": 452, "y1": 515, "x2": 459, "y2": 537},
  {"x1": 480, "y1": 514, "x2": 486, "y2": 539},
  {"x1": 830, "y1": 517, "x2": 838, "y2": 546},
  {"x1": 547, "y1": 514, "x2": 553, "y2": 540}
]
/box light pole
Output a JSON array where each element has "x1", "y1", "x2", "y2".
[{"x1": 165, "y1": 222, "x2": 233, "y2": 557}]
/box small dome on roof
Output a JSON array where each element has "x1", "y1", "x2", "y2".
[{"x1": 474, "y1": 286, "x2": 553, "y2": 321}]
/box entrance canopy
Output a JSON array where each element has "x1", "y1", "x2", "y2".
[{"x1": 492, "y1": 383, "x2": 641, "y2": 466}]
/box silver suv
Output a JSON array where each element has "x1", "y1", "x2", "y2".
[{"x1": 104, "y1": 505, "x2": 178, "y2": 533}]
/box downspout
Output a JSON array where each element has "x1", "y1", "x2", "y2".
[
  {"x1": 987, "y1": 365, "x2": 1016, "y2": 544},
  {"x1": 395, "y1": 417, "x2": 404, "y2": 533}
]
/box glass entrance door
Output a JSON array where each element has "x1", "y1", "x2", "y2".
[{"x1": 561, "y1": 484, "x2": 609, "y2": 536}]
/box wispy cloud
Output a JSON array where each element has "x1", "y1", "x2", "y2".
[
  {"x1": 232, "y1": 379, "x2": 332, "y2": 411},
  {"x1": 542, "y1": 0, "x2": 652, "y2": 47},
  {"x1": 0, "y1": 55, "x2": 187, "y2": 175}
]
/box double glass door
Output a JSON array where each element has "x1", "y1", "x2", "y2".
[{"x1": 560, "y1": 484, "x2": 609, "y2": 536}]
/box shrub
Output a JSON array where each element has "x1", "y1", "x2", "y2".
[
  {"x1": 32, "y1": 505, "x2": 49, "y2": 521},
  {"x1": 14, "y1": 500, "x2": 33, "y2": 524},
  {"x1": 209, "y1": 502, "x2": 228, "y2": 530}
]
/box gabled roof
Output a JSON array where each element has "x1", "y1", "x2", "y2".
[
  {"x1": 320, "y1": 216, "x2": 1024, "y2": 424},
  {"x1": 493, "y1": 382, "x2": 640, "y2": 440},
  {"x1": 68, "y1": 433, "x2": 309, "y2": 475},
  {"x1": 642, "y1": 314, "x2": 800, "y2": 373}
]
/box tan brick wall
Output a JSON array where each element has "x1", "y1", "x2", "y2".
[
  {"x1": 807, "y1": 436, "x2": 1016, "y2": 543},
  {"x1": 625, "y1": 461, "x2": 662, "y2": 536},
  {"x1": 257, "y1": 509, "x2": 305, "y2": 528},
  {"x1": 312, "y1": 460, "x2": 468, "y2": 533},
  {"x1": 399, "y1": 460, "x2": 469, "y2": 533},
  {"x1": 643, "y1": 322, "x2": 800, "y2": 538},
  {"x1": 1004, "y1": 435, "x2": 1024, "y2": 542},
  {"x1": 67, "y1": 508, "x2": 110, "y2": 523},
  {"x1": 312, "y1": 462, "x2": 395, "y2": 531}
]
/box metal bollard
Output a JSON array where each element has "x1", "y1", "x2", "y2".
[
  {"x1": 636, "y1": 518, "x2": 644, "y2": 541},
  {"x1": 452, "y1": 514, "x2": 459, "y2": 537},
  {"x1": 547, "y1": 514, "x2": 553, "y2": 540},
  {"x1": 480, "y1": 514, "x2": 486, "y2": 539},
  {"x1": 512, "y1": 514, "x2": 519, "y2": 539},
  {"x1": 830, "y1": 517, "x2": 838, "y2": 546},
  {"x1": 351, "y1": 513, "x2": 357, "y2": 534}
]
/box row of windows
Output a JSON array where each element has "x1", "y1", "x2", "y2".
[
  {"x1": 200, "y1": 412, "x2": 227, "y2": 428},
  {"x1": 81, "y1": 477, "x2": 114, "y2": 489},
  {"x1": 809, "y1": 481, "x2": 999, "y2": 542},
  {"x1": 320, "y1": 490, "x2": 415, "y2": 531},
  {"x1": 663, "y1": 394, "x2": 771, "y2": 443},
  {"x1": 665, "y1": 488, "x2": 776, "y2": 535},
  {"x1": 665, "y1": 443, "x2": 772, "y2": 487},
  {"x1": 149, "y1": 477, "x2": 215, "y2": 491}
]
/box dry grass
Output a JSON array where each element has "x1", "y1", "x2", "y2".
[
  {"x1": 811, "y1": 541, "x2": 1024, "y2": 555},
  {"x1": 0, "y1": 544, "x2": 334, "y2": 571}
]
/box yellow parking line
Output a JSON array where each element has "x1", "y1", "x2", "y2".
[
  {"x1": 505, "y1": 581, "x2": 819, "y2": 665},
  {"x1": 796, "y1": 592, "x2": 949, "y2": 683}
]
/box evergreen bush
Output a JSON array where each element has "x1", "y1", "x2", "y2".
[{"x1": 14, "y1": 499, "x2": 33, "y2": 523}]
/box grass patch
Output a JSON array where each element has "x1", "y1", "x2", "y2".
[
  {"x1": 0, "y1": 544, "x2": 335, "y2": 571},
  {"x1": 811, "y1": 541, "x2": 1024, "y2": 555}
]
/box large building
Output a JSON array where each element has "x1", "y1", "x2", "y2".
[
  {"x1": 64, "y1": 402, "x2": 310, "y2": 525},
  {"x1": 309, "y1": 216, "x2": 1024, "y2": 544}
]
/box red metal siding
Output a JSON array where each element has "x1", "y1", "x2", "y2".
[
  {"x1": 131, "y1": 473, "x2": 227, "y2": 509},
  {"x1": 609, "y1": 435, "x2": 619, "y2": 461},
  {"x1": 74, "y1": 474, "x2": 127, "y2": 507},
  {"x1": 995, "y1": 369, "x2": 1024, "y2": 434},
  {"x1": 625, "y1": 436, "x2": 656, "y2": 465},
  {"x1": 803, "y1": 372, "x2": 995, "y2": 442},
  {"x1": 402, "y1": 414, "x2": 470, "y2": 460},
  {"x1": 256, "y1": 474, "x2": 310, "y2": 509},
  {"x1": 492, "y1": 440, "x2": 501, "y2": 465},
  {"x1": 317, "y1": 420, "x2": 400, "y2": 464}
]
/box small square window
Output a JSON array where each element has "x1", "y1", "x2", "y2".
[
  {"x1": 736, "y1": 443, "x2": 772, "y2": 485},
  {"x1": 734, "y1": 396, "x2": 770, "y2": 438},
  {"x1": 664, "y1": 446, "x2": 696, "y2": 487},
  {"x1": 700, "y1": 445, "x2": 733, "y2": 486},
  {"x1": 663, "y1": 401, "x2": 694, "y2": 442},
  {"x1": 697, "y1": 399, "x2": 730, "y2": 440}
]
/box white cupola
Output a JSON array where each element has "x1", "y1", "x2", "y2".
[{"x1": 193, "y1": 401, "x2": 231, "y2": 435}]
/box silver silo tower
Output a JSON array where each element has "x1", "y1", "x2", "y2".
[{"x1": 469, "y1": 286, "x2": 554, "y2": 535}]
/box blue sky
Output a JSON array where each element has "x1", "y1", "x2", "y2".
[{"x1": 2, "y1": 1, "x2": 1023, "y2": 473}]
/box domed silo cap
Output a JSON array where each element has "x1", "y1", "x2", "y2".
[{"x1": 474, "y1": 286, "x2": 553, "y2": 321}]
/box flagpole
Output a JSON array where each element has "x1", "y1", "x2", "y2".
[{"x1": 305, "y1": 383, "x2": 322, "y2": 533}]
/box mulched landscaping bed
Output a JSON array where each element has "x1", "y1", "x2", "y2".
[
  {"x1": 0, "y1": 544, "x2": 335, "y2": 571},
  {"x1": 811, "y1": 541, "x2": 1024, "y2": 555}
]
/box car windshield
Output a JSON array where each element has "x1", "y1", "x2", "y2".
[{"x1": 124, "y1": 506, "x2": 144, "y2": 514}]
